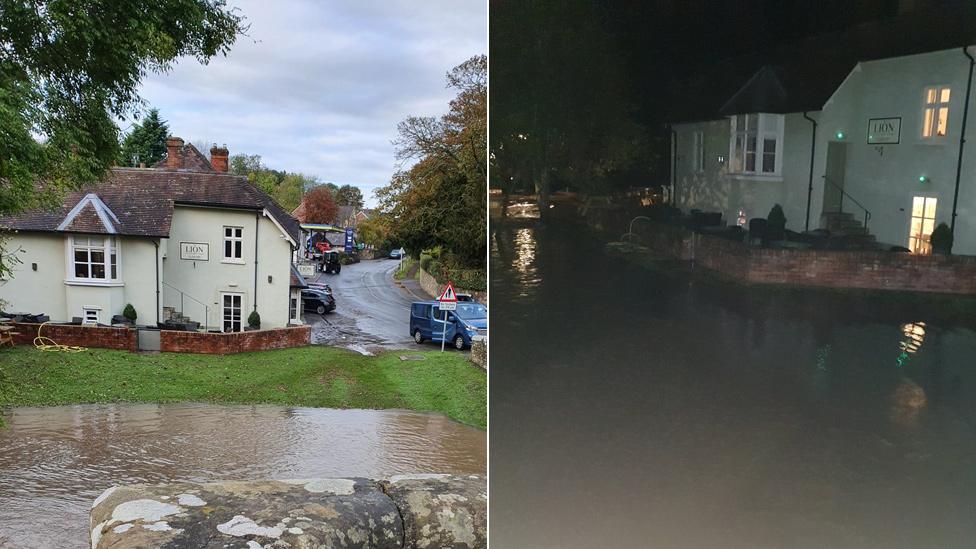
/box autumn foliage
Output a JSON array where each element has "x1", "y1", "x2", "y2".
[{"x1": 302, "y1": 185, "x2": 339, "y2": 224}]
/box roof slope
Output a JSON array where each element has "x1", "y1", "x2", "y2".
[
  {"x1": 0, "y1": 168, "x2": 301, "y2": 243},
  {"x1": 667, "y1": 5, "x2": 976, "y2": 122},
  {"x1": 153, "y1": 143, "x2": 214, "y2": 172}
]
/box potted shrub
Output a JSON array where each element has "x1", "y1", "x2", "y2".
[
  {"x1": 931, "y1": 222, "x2": 953, "y2": 254},
  {"x1": 767, "y1": 204, "x2": 787, "y2": 241},
  {"x1": 122, "y1": 303, "x2": 137, "y2": 324},
  {"x1": 247, "y1": 310, "x2": 261, "y2": 331}
]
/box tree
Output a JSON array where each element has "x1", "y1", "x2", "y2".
[
  {"x1": 377, "y1": 55, "x2": 487, "y2": 267},
  {"x1": 118, "y1": 109, "x2": 170, "y2": 166},
  {"x1": 227, "y1": 153, "x2": 309, "y2": 211},
  {"x1": 335, "y1": 184, "x2": 365, "y2": 210},
  {"x1": 357, "y1": 215, "x2": 393, "y2": 250},
  {"x1": 0, "y1": 0, "x2": 245, "y2": 278},
  {"x1": 230, "y1": 154, "x2": 263, "y2": 176},
  {"x1": 302, "y1": 185, "x2": 339, "y2": 224}
]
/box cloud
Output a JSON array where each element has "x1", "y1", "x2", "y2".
[{"x1": 133, "y1": 0, "x2": 486, "y2": 206}]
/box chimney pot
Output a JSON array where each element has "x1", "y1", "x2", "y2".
[
  {"x1": 166, "y1": 137, "x2": 184, "y2": 169},
  {"x1": 210, "y1": 144, "x2": 230, "y2": 173}
]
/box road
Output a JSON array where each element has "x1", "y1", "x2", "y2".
[{"x1": 304, "y1": 258, "x2": 431, "y2": 354}]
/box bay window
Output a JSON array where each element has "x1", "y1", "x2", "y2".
[
  {"x1": 729, "y1": 113, "x2": 784, "y2": 176},
  {"x1": 68, "y1": 236, "x2": 119, "y2": 282}
]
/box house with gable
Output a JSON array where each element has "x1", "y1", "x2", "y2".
[
  {"x1": 668, "y1": 6, "x2": 976, "y2": 255},
  {"x1": 0, "y1": 137, "x2": 307, "y2": 331}
]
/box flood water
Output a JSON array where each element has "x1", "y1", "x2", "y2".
[
  {"x1": 490, "y1": 220, "x2": 976, "y2": 548},
  {"x1": 0, "y1": 404, "x2": 485, "y2": 548}
]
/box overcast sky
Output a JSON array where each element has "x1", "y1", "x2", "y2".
[{"x1": 134, "y1": 0, "x2": 486, "y2": 207}]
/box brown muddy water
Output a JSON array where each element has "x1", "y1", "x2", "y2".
[
  {"x1": 0, "y1": 404, "x2": 485, "y2": 548},
  {"x1": 490, "y1": 220, "x2": 976, "y2": 549}
]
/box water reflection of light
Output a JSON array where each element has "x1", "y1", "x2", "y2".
[
  {"x1": 896, "y1": 322, "x2": 926, "y2": 368},
  {"x1": 512, "y1": 228, "x2": 540, "y2": 296},
  {"x1": 508, "y1": 202, "x2": 540, "y2": 219}
]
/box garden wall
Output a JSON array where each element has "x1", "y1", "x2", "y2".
[
  {"x1": 418, "y1": 267, "x2": 487, "y2": 303},
  {"x1": 159, "y1": 325, "x2": 311, "y2": 354},
  {"x1": 637, "y1": 223, "x2": 976, "y2": 295},
  {"x1": 10, "y1": 322, "x2": 138, "y2": 351}
]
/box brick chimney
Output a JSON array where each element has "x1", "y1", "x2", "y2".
[
  {"x1": 165, "y1": 137, "x2": 184, "y2": 169},
  {"x1": 210, "y1": 144, "x2": 229, "y2": 173}
]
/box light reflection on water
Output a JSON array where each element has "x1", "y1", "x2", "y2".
[{"x1": 491, "y1": 220, "x2": 976, "y2": 549}]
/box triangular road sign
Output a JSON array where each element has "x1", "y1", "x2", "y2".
[{"x1": 438, "y1": 282, "x2": 458, "y2": 302}]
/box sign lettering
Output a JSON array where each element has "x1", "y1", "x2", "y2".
[
  {"x1": 867, "y1": 117, "x2": 901, "y2": 144},
  {"x1": 180, "y1": 242, "x2": 209, "y2": 261}
]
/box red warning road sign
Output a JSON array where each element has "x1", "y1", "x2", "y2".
[{"x1": 438, "y1": 283, "x2": 458, "y2": 310}]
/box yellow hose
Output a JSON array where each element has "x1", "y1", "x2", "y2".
[{"x1": 34, "y1": 321, "x2": 88, "y2": 353}]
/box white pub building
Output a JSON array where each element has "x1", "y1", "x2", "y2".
[
  {"x1": 668, "y1": 7, "x2": 976, "y2": 255},
  {"x1": 0, "y1": 138, "x2": 306, "y2": 330}
]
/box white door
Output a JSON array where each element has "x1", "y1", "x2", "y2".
[
  {"x1": 221, "y1": 293, "x2": 243, "y2": 332},
  {"x1": 908, "y1": 196, "x2": 937, "y2": 254}
]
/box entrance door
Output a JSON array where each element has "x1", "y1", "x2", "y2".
[
  {"x1": 822, "y1": 141, "x2": 848, "y2": 213},
  {"x1": 221, "y1": 293, "x2": 243, "y2": 332},
  {"x1": 908, "y1": 196, "x2": 938, "y2": 254}
]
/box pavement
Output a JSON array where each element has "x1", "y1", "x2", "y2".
[{"x1": 303, "y1": 258, "x2": 437, "y2": 354}]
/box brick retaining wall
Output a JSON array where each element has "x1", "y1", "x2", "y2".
[
  {"x1": 159, "y1": 325, "x2": 311, "y2": 354},
  {"x1": 637, "y1": 223, "x2": 976, "y2": 295},
  {"x1": 10, "y1": 322, "x2": 138, "y2": 351}
]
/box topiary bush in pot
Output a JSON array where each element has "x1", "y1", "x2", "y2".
[
  {"x1": 931, "y1": 222, "x2": 953, "y2": 254},
  {"x1": 247, "y1": 310, "x2": 261, "y2": 330},
  {"x1": 767, "y1": 204, "x2": 787, "y2": 241},
  {"x1": 122, "y1": 303, "x2": 137, "y2": 323}
]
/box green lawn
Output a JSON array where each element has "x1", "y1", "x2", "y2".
[{"x1": 0, "y1": 346, "x2": 486, "y2": 428}]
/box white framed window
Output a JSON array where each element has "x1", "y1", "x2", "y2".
[
  {"x1": 83, "y1": 308, "x2": 100, "y2": 325},
  {"x1": 908, "y1": 196, "x2": 938, "y2": 254},
  {"x1": 221, "y1": 292, "x2": 244, "y2": 332},
  {"x1": 67, "y1": 236, "x2": 119, "y2": 282},
  {"x1": 729, "y1": 113, "x2": 784, "y2": 176},
  {"x1": 922, "y1": 86, "x2": 950, "y2": 139},
  {"x1": 289, "y1": 289, "x2": 302, "y2": 323},
  {"x1": 692, "y1": 130, "x2": 705, "y2": 173},
  {"x1": 223, "y1": 226, "x2": 244, "y2": 263}
]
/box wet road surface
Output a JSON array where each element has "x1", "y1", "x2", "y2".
[
  {"x1": 304, "y1": 259, "x2": 428, "y2": 353},
  {"x1": 0, "y1": 403, "x2": 486, "y2": 548},
  {"x1": 490, "y1": 221, "x2": 976, "y2": 549}
]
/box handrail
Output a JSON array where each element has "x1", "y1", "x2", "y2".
[
  {"x1": 161, "y1": 281, "x2": 209, "y2": 332},
  {"x1": 823, "y1": 176, "x2": 871, "y2": 233},
  {"x1": 621, "y1": 216, "x2": 652, "y2": 242}
]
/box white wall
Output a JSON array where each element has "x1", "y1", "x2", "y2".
[
  {"x1": 816, "y1": 47, "x2": 976, "y2": 253},
  {"x1": 674, "y1": 112, "x2": 816, "y2": 231},
  {"x1": 164, "y1": 206, "x2": 293, "y2": 330},
  {"x1": 0, "y1": 233, "x2": 69, "y2": 319}
]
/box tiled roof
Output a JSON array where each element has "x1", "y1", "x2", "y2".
[
  {"x1": 153, "y1": 143, "x2": 214, "y2": 172},
  {"x1": 290, "y1": 264, "x2": 308, "y2": 288},
  {"x1": 0, "y1": 168, "x2": 301, "y2": 243}
]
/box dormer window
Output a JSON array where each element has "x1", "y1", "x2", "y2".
[
  {"x1": 729, "y1": 113, "x2": 784, "y2": 176},
  {"x1": 67, "y1": 236, "x2": 119, "y2": 282}
]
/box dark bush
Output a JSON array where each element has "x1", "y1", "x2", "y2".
[
  {"x1": 931, "y1": 222, "x2": 953, "y2": 254},
  {"x1": 767, "y1": 204, "x2": 786, "y2": 240},
  {"x1": 122, "y1": 303, "x2": 137, "y2": 322},
  {"x1": 247, "y1": 310, "x2": 261, "y2": 329}
]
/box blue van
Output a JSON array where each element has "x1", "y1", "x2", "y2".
[{"x1": 410, "y1": 300, "x2": 487, "y2": 350}]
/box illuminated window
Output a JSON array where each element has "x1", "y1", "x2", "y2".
[
  {"x1": 729, "y1": 113, "x2": 783, "y2": 175},
  {"x1": 908, "y1": 196, "x2": 937, "y2": 254},
  {"x1": 692, "y1": 130, "x2": 705, "y2": 173},
  {"x1": 922, "y1": 86, "x2": 950, "y2": 138}
]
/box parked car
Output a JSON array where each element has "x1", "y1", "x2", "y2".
[
  {"x1": 409, "y1": 300, "x2": 487, "y2": 350},
  {"x1": 320, "y1": 250, "x2": 342, "y2": 274},
  {"x1": 306, "y1": 282, "x2": 332, "y2": 293},
  {"x1": 388, "y1": 248, "x2": 404, "y2": 259},
  {"x1": 302, "y1": 288, "x2": 336, "y2": 314},
  {"x1": 456, "y1": 293, "x2": 474, "y2": 302}
]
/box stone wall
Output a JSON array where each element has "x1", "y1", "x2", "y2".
[
  {"x1": 637, "y1": 223, "x2": 976, "y2": 295},
  {"x1": 470, "y1": 337, "x2": 487, "y2": 370},
  {"x1": 418, "y1": 267, "x2": 487, "y2": 303},
  {"x1": 10, "y1": 322, "x2": 137, "y2": 351},
  {"x1": 90, "y1": 474, "x2": 486, "y2": 548},
  {"x1": 159, "y1": 325, "x2": 311, "y2": 354}
]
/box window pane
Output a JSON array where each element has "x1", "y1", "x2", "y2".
[
  {"x1": 926, "y1": 88, "x2": 937, "y2": 103},
  {"x1": 762, "y1": 153, "x2": 776, "y2": 173},
  {"x1": 74, "y1": 250, "x2": 88, "y2": 263},
  {"x1": 746, "y1": 114, "x2": 758, "y2": 130},
  {"x1": 925, "y1": 198, "x2": 938, "y2": 218},
  {"x1": 937, "y1": 107, "x2": 949, "y2": 135},
  {"x1": 235, "y1": 241, "x2": 242, "y2": 258},
  {"x1": 763, "y1": 138, "x2": 776, "y2": 153},
  {"x1": 746, "y1": 136, "x2": 757, "y2": 152},
  {"x1": 234, "y1": 228, "x2": 242, "y2": 238},
  {"x1": 923, "y1": 108, "x2": 934, "y2": 137},
  {"x1": 92, "y1": 264, "x2": 105, "y2": 278},
  {"x1": 75, "y1": 263, "x2": 89, "y2": 278},
  {"x1": 922, "y1": 218, "x2": 935, "y2": 236},
  {"x1": 225, "y1": 227, "x2": 232, "y2": 237},
  {"x1": 746, "y1": 152, "x2": 756, "y2": 172},
  {"x1": 912, "y1": 196, "x2": 925, "y2": 217},
  {"x1": 941, "y1": 88, "x2": 951, "y2": 102},
  {"x1": 225, "y1": 241, "x2": 232, "y2": 257},
  {"x1": 910, "y1": 217, "x2": 922, "y2": 236},
  {"x1": 732, "y1": 136, "x2": 743, "y2": 171},
  {"x1": 91, "y1": 250, "x2": 104, "y2": 263}
]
